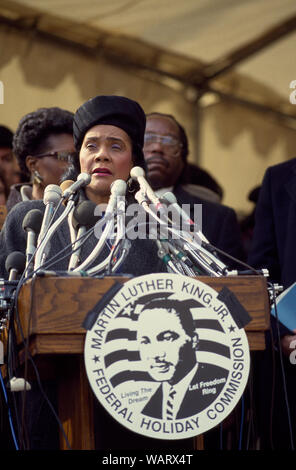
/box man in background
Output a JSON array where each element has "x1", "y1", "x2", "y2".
[{"x1": 143, "y1": 112, "x2": 245, "y2": 265}]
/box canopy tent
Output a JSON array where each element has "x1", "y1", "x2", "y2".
[{"x1": 0, "y1": 0, "x2": 296, "y2": 213}]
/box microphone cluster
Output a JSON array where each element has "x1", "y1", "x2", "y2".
[
  {"x1": 130, "y1": 166, "x2": 229, "y2": 277},
  {"x1": 5, "y1": 167, "x2": 269, "y2": 284},
  {"x1": 5, "y1": 172, "x2": 132, "y2": 282}
]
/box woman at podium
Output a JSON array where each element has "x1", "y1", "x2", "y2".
[{"x1": 0, "y1": 95, "x2": 167, "y2": 280}]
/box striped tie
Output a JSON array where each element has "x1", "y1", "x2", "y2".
[{"x1": 166, "y1": 386, "x2": 176, "y2": 420}]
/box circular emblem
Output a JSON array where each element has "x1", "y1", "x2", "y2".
[{"x1": 84, "y1": 273, "x2": 250, "y2": 440}]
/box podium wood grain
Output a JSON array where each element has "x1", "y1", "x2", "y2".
[{"x1": 16, "y1": 275, "x2": 270, "y2": 450}]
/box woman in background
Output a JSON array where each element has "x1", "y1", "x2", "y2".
[{"x1": 6, "y1": 107, "x2": 75, "y2": 212}]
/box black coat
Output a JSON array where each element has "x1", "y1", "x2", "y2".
[
  {"x1": 248, "y1": 159, "x2": 296, "y2": 449},
  {"x1": 248, "y1": 158, "x2": 296, "y2": 289}
]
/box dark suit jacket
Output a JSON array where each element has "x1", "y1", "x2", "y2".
[
  {"x1": 142, "y1": 362, "x2": 228, "y2": 419},
  {"x1": 247, "y1": 159, "x2": 296, "y2": 449},
  {"x1": 248, "y1": 158, "x2": 296, "y2": 290},
  {"x1": 173, "y1": 185, "x2": 245, "y2": 265}
]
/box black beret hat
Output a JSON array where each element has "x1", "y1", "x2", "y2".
[{"x1": 73, "y1": 95, "x2": 146, "y2": 158}]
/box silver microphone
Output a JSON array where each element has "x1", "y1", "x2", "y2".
[
  {"x1": 80, "y1": 180, "x2": 127, "y2": 275},
  {"x1": 37, "y1": 184, "x2": 62, "y2": 247},
  {"x1": 105, "y1": 179, "x2": 127, "y2": 215},
  {"x1": 130, "y1": 166, "x2": 162, "y2": 206},
  {"x1": 162, "y1": 191, "x2": 209, "y2": 244},
  {"x1": 62, "y1": 173, "x2": 91, "y2": 200},
  {"x1": 34, "y1": 189, "x2": 75, "y2": 271}
]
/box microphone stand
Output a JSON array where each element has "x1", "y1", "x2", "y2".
[
  {"x1": 155, "y1": 239, "x2": 187, "y2": 275},
  {"x1": 134, "y1": 188, "x2": 229, "y2": 277},
  {"x1": 74, "y1": 180, "x2": 127, "y2": 276},
  {"x1": 158, "y1": 239, "x2": 198, "y2": 276},
  {"x1": 73, "y1": 213, "x2": 114, "y2": 273},
  {"x1": 85, "y1": 196, "x2": 128, "y2": 276},
  {"x1": 68, "y1": 225, "x2": 87, "y2": 271},
  {"x1": 104, "y1": 195, "x2": 130, "y2": 274},
  {"x1": 34, "y1": 197, "x2": 76, "y2": 271},
  {"x1": 67, "y1": 207, "x2": 77, "y2": 248}
]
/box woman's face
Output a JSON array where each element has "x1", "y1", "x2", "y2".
[
  {"x1": 26, "y1": 133, "x2": 75, "y2": 188},
  {"x1": 79, "y1": 124, "x2": 133, "y2": 204}
]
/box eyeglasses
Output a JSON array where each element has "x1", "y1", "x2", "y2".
[
  {"x1": 144, "y1": 133, "x2": 182, "y2": 156},
  {"x1": 33, "y1": 151, "x2": 76, "y2": 162}
]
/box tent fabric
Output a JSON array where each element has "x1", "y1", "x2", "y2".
[
  {"x1": 0, "y1": 0, "x2": 296, "y2": 213},
  {"x1": 2, "y1": 0, "x2": 296, "y2": 103}
]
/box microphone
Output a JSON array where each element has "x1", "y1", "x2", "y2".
[
  {"x1": 22, "y1": 209, "x2": 44, "y2": 274},
  {"x1": 74, "y1": 179, "x2": 127, "y2": 274},
  {"x1": 72, "y1": 200, "x2": 99, "y2": 230},
  {"x1": 105, "y1": 179, "x2": 127, "y2": 215},
  {"x1": 130, "y1": 166, "x2": 162, "y2": 206},
  {"x1": 130, "y1": 167, "x2": 171, "y2": 237},
  {"x1": 159, "y1": 192, "x2": 231, "y2": 275},
  {"x1": 60, "y1": 179, "x2": 80, "y2": 244},
  {"x1": 161, "y1": 191, "x2": 209, "y2": 244},
  {"x1": 34, "y1": 184, "x2": 77, "y2": 271},
  {"x1": 105, "y1": 182, "x2": 128, "y2": 274},
  {"x1": 38, "y1": 184, "x2": 63, "y2": 247},
  {"x1": 61, "y1": 173, "x2": 91, "y2": 201},
  {"x1": 5, "y1": 251, "x2": 26, "y2": 280},
  {"x1": 68, "y1": 200, "x2": 99, "y2": 270}
]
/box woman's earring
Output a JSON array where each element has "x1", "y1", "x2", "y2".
[{"x1": 33, "y1": 170, "x2": 44, "y2": 185}]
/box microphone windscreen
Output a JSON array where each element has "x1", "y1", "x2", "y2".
[
  {"x1": 43, "y1": 184, "x2": 63, "y2": 205},
  {"x1": 22, "y1": 209, "x2": 44, "y2": 233},
  {"x1": 5, "y1": 251, "x2": 26, "y2": 274},
  {"x1": 72, "y1": 200, "x2": 99, "y2": 230},
  {"x1": 110, "y1": 179, "x2": 127, "y2": 196},
  {"x1": 130, "y1": 166, "x2": 145, "y2": 179}
]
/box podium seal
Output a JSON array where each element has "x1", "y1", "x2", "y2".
[{"x1": 84, "y1": 273, "x2": 250, "y2": 440}]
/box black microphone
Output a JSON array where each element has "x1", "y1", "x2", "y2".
[
  {"x1": 5, "y1": 251, "x2": 26, "y2": 280},
  {"x1": 22, "y1": 209, "x2": 44, "y2": 273},
  {"x1": 61, "y1": 173, "x2": 91, "y2": 201},
  {"x1": 72, "y1": 200, "x2": 99, "y2": 230}
]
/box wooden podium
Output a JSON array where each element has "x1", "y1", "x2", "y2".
[{"x1": 15, "y1": 275, "x2": 270, "y2": 450}]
